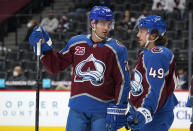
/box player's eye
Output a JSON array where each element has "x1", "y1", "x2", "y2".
[
  {"x1": 139, "y1": 30, "x2": 146, "y2": 34},
  {"x1": 99, "y1": 21, "x2": 112, "y2": 29}
]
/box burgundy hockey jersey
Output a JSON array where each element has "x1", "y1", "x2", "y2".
[{"x1": 41, "y1": 35, "x2": 130, "y2": 113}]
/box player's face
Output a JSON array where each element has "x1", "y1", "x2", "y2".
[
  {"x1": 95, "y1": 20, "x2": 112, "y2": 39},
  {"x1": 137, "y1": 28, "x2": 148, "y2": 48}
]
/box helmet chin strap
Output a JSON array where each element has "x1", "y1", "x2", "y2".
[{"x1": 144, "y1": 34, "x2": 159, "y2": 48}]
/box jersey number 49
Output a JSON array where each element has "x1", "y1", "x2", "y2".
[{"x1": 149, "y1": 67, "x2": 164, "y2": 79}]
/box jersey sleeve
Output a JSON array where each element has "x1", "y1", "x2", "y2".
[
  {"x1": 113, "y1": 46, "x2": 130, "y2": 106},
  {"x1": 142, "y1": 52, "x2": 171, "y2": 113},
  {"x1": 41, "y1": 38, "x2": 74, "y2": 74}
]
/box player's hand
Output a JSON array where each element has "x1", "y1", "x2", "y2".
[
  {"x1": 126, "y1": 107, "x2": 152, "y2": 130},
  {"x1": 29, "y1": 26, "x2": 53, "y2": 55},
  {"x1": 106, "y1": 103, "x2": 127, "y2": 131}
]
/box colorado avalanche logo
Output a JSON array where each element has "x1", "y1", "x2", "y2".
[
  {"x1": 131, "y1": 70, "x2": 144, "y2": 96},
  {"x1": 74, "y1": 54, "x2": 106, "y2": 86}
]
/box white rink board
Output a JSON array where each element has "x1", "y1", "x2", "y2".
[
  {"x1": 171, "y1": 91, "x2": 191, "y2": 129},
  {"x1": 0, "y1": 91, "x2": 70, "y2": 126},
  {"x1": 0, "y1": 90, "x2": 191, "y2": 129}
]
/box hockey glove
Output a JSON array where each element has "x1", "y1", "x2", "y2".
[
  {"x1": 106, "y1": 103, "x2": 127, "y2": 131},
  {"x1": 29, "y1": 26, "x2": 53, "y2": 55},
  {"x1": 126, "y1": 107, "x2": 152, "y2": 130}
]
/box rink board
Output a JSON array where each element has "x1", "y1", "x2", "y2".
[
  {"x1": 0, "y1": 126, "x2": 188, "y2": 131},
  {"x1": 0, "y1": 90, "x2": 191, "y2": 130}
]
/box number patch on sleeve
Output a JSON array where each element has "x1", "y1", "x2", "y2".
[{"x1": 149, "y1": 67, "x2": 164, "y2": 78}]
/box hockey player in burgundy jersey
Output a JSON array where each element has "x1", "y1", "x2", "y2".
[
  {"x1": 186, "y1": 76, "x2": 193, "y2": 131},
  {"x1": 125, "y1": 15, "x2": 178, "y2": 131},
  {"x1": 29, "y1": 6, "x2": 130, "y2": 131}
]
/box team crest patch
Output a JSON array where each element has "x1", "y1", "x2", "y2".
[
  {"x1": 74, "y1": 46, "x2": 85, "y2": 55},
  {"x1": 151, "y1": 47, "x2": 163, "y2": 53},
  {"x1": 74, "y1": 54, "x2": 106, "y2": 86},
  {"x1": 131, "y1": 70, "x2": 143, "y2": 96}
]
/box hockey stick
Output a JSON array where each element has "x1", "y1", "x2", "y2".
[
  {"x1": 125, "y1": 98, "x2": 138, "y2": 130},
  {"x1": 128, "y1": 99, "x2": 138, "y2": 124},
  {"x1": 35, "y1": 26, "x2": 43, "y2": 131}
]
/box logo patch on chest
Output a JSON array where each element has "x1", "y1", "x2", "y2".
[{"x1": 74, "y1": 54, "x2": 106, "y2": 86}]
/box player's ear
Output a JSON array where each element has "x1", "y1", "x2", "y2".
[
  {"x1": 90, "y1": 20, "x2": 95, "y2": 28},
  {"x1": 150, "y1": 29, "x2": 159, "y2": 39},
  {"x1": 149, "y1": 33, "x2": 157, "y2": 40},
  {"x1": 150, "y1": 29, "x2": 158, "y2": 38}
]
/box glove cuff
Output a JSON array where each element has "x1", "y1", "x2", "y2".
[{"x1": 137, "y1": 107, "x2": 152, "y2": 124}]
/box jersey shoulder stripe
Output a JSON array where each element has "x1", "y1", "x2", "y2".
[{"x1": 60, "y1": 35, "x2": 89, "y2": 54}]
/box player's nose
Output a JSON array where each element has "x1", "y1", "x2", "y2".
[{"x1": 104, "y1": 23, "x2": 111, "y2": 30}]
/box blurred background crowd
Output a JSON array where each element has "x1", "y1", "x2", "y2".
[{"x1": 0, "y1": 0, "x2": 192, "y2": 90}]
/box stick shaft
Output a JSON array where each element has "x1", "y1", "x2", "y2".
[
  {"x1": 128, "y1": 99, "x2": 138, "y2": 124},
  {"x1": 35, "y1": 56, "x2": 40, "y2": 131},
  {"x1": 35, "y1": 26, "x2": 42, "y2": 131},
  {"x1": 125, "y1": 99, "x2": 138, "y2": 130},
  {"x1": 37, "y1": 40, "x2": 42, "y2": 56}
]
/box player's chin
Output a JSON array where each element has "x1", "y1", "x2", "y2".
[
  {"x1": 139, "y1": 42, "x2": 145, "y2": 48},
  {"x1": 101, "y1": 34, "x2": 107, "y2": 39}
]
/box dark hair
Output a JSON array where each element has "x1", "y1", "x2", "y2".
[{"x1": 151, "y1": 29, "x2": 168, "y2": 46}]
